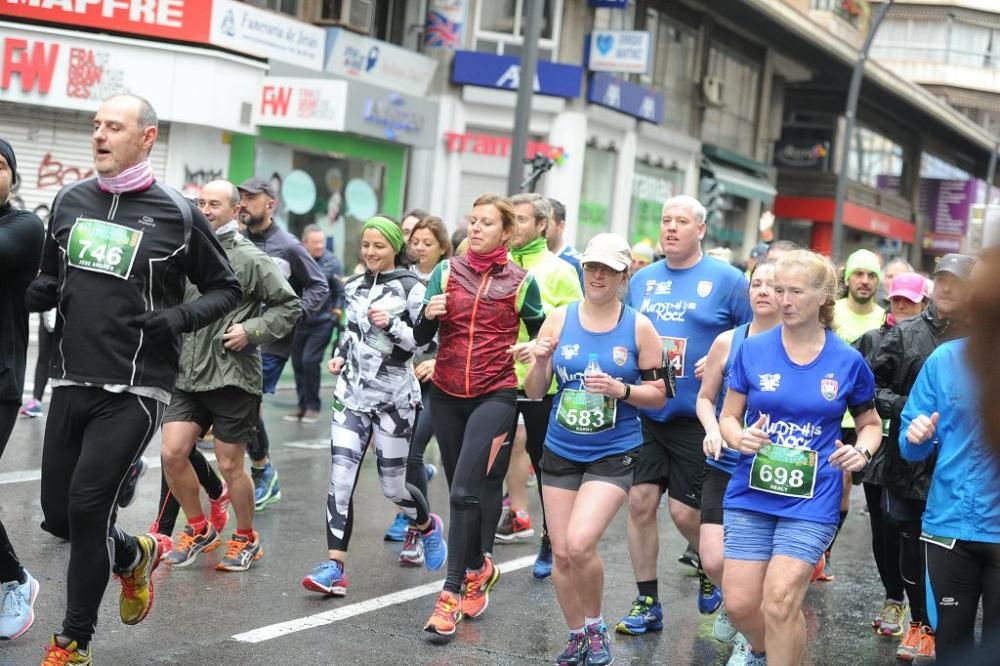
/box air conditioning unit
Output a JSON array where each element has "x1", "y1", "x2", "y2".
[
  {"x1": 318, "y1": 0, "x2": 373, "y2": 34},
  {"x1": 702, "y1": 76, "x2": 725, "y2": 107}
]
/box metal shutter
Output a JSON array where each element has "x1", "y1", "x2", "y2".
[{"x1": 0, "y1": 102, "x2": 170, "y2": 214}]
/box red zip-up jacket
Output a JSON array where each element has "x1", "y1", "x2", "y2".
[{"x1": 414, "y1": 255, "x2": 544, "y2": 398}]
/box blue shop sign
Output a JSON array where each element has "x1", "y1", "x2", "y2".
[
  {"x1": 451, "y1": 50, "x2": 583, "y2": 98},
  {"x1": 587, "y1": 72, "x2": 663, "y2": 123},
  {"x1": 588, "y1": 0, "x2": 629, "y2": 7}
]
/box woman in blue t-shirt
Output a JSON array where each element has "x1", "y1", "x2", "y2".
[
  {"x1": 524, "y1": 233, "x2": 668, "y2": 666},
  {"x1": 694, "y1": 260, "x2": 780, "y2": 650},
  {"x1": 718, "y1": 250, "x2": 881, "y2": 665}
]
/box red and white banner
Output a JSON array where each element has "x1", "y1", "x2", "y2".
[{"x1": 0, "y1": 0, "x2": 213, "y2": 43}]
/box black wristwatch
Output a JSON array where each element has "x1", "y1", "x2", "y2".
[
  {"x1": 620, "y1": 383, "x2": 631, "y2": 401},
  {"x1": 854, "y1": 446, "x2": 872, "y2": 464}
]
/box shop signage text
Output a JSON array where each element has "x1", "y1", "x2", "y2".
[
  {"x1": 587, "y1": 30, "x2": 651, "y2": 74},
  {"x1": 2, "y1": 37, "x2": 58, "y2": 93},
  {"x1": 210, "y1": 0, "x2": 325, "y2": 71},
  {"x1": 773, "y1": 195, "x2": 916, "y2": 243},
  {"x1": 451, "y1": 51, "x2": 583, "y2": 98},
  {"x1": 325, "y1": 28, "x2": 437, "y2": 97},
  {"x1": 342, "y1": 79, "x2": 438, "y2": 147},
  {"x1": 587, "y1": 72, "x2": 663, "y2": 123},
  {"x1": 255, "y1": 77, "x2": 347, "y2": 131},
  {"x1": 1, "y1": 0, "x2": 212, "y2": 42},
  {"x1": 444, "y1": 131, "x2": 565, "y2": 160}
]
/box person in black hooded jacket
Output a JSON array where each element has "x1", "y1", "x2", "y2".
[{"x1": 866, "y1": 254, "x2": 975, "y2": 659}]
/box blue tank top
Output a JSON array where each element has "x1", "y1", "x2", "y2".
[
  {"x1": 706, "y1": 323, "x2": 750, "y2": 475},
  {"x1": 546, "y1": 302, "x2": 643, "y2": 462}
]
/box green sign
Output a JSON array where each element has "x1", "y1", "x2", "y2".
[
  {"x1": 556, "y1": 388, "x2": 617, "y2": 435},
  {"x1": 749, "y1": 444, "x2": 818, "y2": 498},
  {"x1": 67, "y1": 218, "x2": 143, "y2": 280}
]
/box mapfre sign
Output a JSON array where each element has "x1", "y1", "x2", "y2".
[{"x1": 0, "y1": 0, "x2": 213, "y2": 43}]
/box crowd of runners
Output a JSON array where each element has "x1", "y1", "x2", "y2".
[{"x1": 1, "y1": 93, "x2": 999, "y2": 666}]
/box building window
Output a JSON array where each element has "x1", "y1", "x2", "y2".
[
  {"x1": 873, "y1": 16, "x2": 1000, "y2": 68},
  {"x1": 848, "y1": 125, "x2": 903, "y2": 190},
  {"x1": 629, "y1": 161, "x2": 683, "y2": 245},
  {"x1": 701, "y1": 43, "x2": 761, "y2": 157},
  {"x1": 644, "y1": 9, "x2": 697, "y2": 133},
  {"x1": 474, "y1": 0, "x2": 562, "y2": 60},
  {"x1": 242, "y1": 0, "x2": 300, "y2": 16},
  {"x1": 578, "y1": 144, "x2": 617, "y2": 244}
]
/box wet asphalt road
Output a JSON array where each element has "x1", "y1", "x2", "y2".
[{"x1": 0, "y1": 386, "x2": 909, "y2": 666}]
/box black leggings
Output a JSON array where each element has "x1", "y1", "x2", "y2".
[
  {"x1": 431, "y1": 385, "x2": 516, "y2": 595},
  {"x1": 247, "y1": 415, "x2": 269, "y2": 463},
  {"x1": 0, "y1": 401, "x2": 23, "y2": 583},
  {"x1": 864, "y1": 482, "x2": 905, "y2": 601},
  {"x1": 40, "y1": 386, "x2": 163, "y2": 645},
  {"x1": 899, "y1": 519, "x2": 928, "y2": 624},
  {"x1": 405, "y1": 382, "x2": 435, "y2": 506},
  {"x1": 481, "y1": 395, "x2": 553, "y2": 553},
  {"x1": 33, "y1": 320, "x2": 53, "y2": 401},
  {"x1": 926, "y1": 539, "x2": 1000, "y2": 665},
  {"x1": 153, "y1": 448, "x2": 224, "y2": 536}
]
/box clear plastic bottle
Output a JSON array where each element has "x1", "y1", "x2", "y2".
[{"x1": 584, "y1": 353, "x2": 603, "y2": 410}]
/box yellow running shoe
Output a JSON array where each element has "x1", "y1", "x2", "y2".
[
  {"x1": 116, "y1": 534, "x2": 161, "y2": 625},
  {"x1": 41, "y1": 635, "x2": 93, "y2": 665}
]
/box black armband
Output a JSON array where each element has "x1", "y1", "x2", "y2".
[
  {"x1": 848, "y1": 399, "x2": 875, "y2": 418},
  {"x1": 640, "y1": 365, "x2": 676, "y2": 398}
]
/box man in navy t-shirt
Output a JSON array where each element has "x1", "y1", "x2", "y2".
[{"x1": 616, "y1": 194, "x2": 752, "y2": 635}]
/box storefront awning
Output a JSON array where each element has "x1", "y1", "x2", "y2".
[{"x1": 713, "y1": 164, "x2": 777, "y2": 204}]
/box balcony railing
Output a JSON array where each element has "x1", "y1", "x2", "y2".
[{"x1": 811, "y1": 0, "x2": 869, "y2": 28}]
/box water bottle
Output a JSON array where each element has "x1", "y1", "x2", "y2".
[{"x1": 584, "y1": 353, "x2": 603, "y2": 410}]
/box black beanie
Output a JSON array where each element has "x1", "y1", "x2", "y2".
[{"x1": 0, "y1": 138, "x2": 17, "y2": 188}]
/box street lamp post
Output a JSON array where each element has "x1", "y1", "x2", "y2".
[
  {"x1": 832, "y1": 0, "x2": 894, "y2": 262},
  {"x1": 507, "y1": 0, "x2": 545, "y2": 195}
]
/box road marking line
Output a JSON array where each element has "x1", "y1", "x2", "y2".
[
  {"x1": 0, "y1": 453, "x2": 215, "y2": 486},
  {"x1": 231, "y1": 554, "x2": 537, "y2": 644},
  {"x1": 282, "y1": 439, "x2": 328, "y2": 450}
]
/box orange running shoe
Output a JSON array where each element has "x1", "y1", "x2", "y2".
[
  {"x1": 895, "y1": 621, "x2": 922, "y2": 661},
  {"x1": 209, "y1": 481, "x2": 231, "y2": 534},
  {"x1": 461, "y1": 556, "x2": 499, "y2": 619},
  {"x1": 422, "y1": 591, "x2": 462, "y2": 644},
  {"x1": 913, "y1": 626, "x2": 936, "y2": 665},
  {"x1": 810, "y1": 553, "x2": 826, "y2": 583},
  {"x1": 41, "y1": 636, "x2": 92, "y2": 665}
]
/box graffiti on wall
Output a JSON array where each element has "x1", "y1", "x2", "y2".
[
  {"x1": 181, "y1": 165, "x2": 225, "y2": 198},
  {"x1": 35, "y1": 152, "x2": 95, "y2": 190}
]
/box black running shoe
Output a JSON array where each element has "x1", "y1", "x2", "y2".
[{"x1": 117, "y1": 459, "x2": 147, "y2": 508}]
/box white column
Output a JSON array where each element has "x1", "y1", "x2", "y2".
[
  {"x1": 545, "y1": 110, "x2": 588, "y2": 247},
  {"x1": 611, "y1": 128, "x2": 637, "y2": 239},
  {"x1": 432, "y1": 94, "x2": 467, "y2": 229}
]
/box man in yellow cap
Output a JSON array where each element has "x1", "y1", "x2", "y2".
[{"x1": 835, "y1": 249, "x2": 885, "y2": 344}]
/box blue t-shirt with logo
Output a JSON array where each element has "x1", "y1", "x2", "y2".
[
  {"x1": 723, "y1": 327, "x2": 875, "y2": 524},
  {"x1": 545, "y1": 303, "x2": 643, "y2": 462},
  {"x1": 627, "y1": 256, "x2": 752, "y2": 422}
]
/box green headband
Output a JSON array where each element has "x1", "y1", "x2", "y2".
[{"x1": 363, "y1": 216, "x2": 404, "y2": 253}]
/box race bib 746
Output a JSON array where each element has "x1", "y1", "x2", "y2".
[{"x1": 67, "y1": 218, "x2": 143, "y2": 280}]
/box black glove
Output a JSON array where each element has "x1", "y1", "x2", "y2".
[
  {"x1": 24, "y1": 277, "x2": 59, "y2": 312},
  {"x1": 130, "y1": 308, "x2": 187, "y2": 343}
]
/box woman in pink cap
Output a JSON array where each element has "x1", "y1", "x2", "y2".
[{"x1": 854, "y1": 271, "x2": 929, "y2": 654}]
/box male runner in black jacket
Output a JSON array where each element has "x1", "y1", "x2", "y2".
[{"x1": 25, "y1": 94, "x2": 241, "y2": 665}]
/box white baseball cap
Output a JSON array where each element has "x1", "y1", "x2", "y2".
[{"x1": 580, "y1": 233, "x2": 632, "y2": 272}]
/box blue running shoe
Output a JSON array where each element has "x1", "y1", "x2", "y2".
[
  {"x1": 714, "y1": 604, "x2": 738, "y2": 642},
  {"x1": 585, "y1": 621, "x2": 614, "y2": 666},
  {"x1": 555, "y1": 631, "x2": 588, "y2": 666},
  {"x1": 533, "y1": 536, "x2": 552, "y2": 580},
  {"x1": 615, "y1": 595, "x2": 663, "y2": 635},
  {"x1": 302, "y1": 560, "x2": 348, "y2": 597},
  {"x1": 252, "y1": 464, "x2": 281, "y2": 511},
  {"x1": 424, "y1": 463, "x2": 436, "y2": 482},
  {"x1": 698, "y1": 569, "x2": 723, "y2": 615},
  {"x1": 0, "y1": 569, "x2": 39, "y2": 640},
  {"x1": 421, "y1": 513, "x2": 447, "y2": 571},
  {"x1": 384, "y1": 512, "x2": 409, "y2": 542}
]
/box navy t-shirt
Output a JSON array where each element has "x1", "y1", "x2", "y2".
[
  {"x1": 627, "y1": 255, "x2": 751, "y2": 422},
  {"x1": 724, "y1": 327, "x2": 875, "y2": 524}
]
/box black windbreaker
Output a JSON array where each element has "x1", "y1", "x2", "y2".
[
  {"x1": 0, "y1": 202, "x2": 44, "y2": 402},
  {"x1": 867, "y1": 304, "x2": 963, "y2": 499},
  {"x1": 32, "y1": 178, "x2": 241, "y2": 394}
]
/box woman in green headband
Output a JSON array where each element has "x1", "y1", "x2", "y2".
[{"x1": 362, "y1": 216, "x2": 405, "y2": 270}]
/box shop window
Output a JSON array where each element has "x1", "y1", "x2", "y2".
[
  {"x1": 474, "y1": 0, "x2": 561, "y2": 60},
  {"x1": 847, "y1": 125, "x2": 903, "y2": 190},
  {"x1": 578, "y1": 144, "x2": 617, "y2": 245},
  {"x1": 644, "y1": 9, "x2": 697, "y2": 133},
  {"x1": 629, "y1": 161, "x2": 683, "y2": 246},
  {"x1": 256, "y1": 142, "x2": 386, "y2": 271},
  {"x1": 701, "y1": 43, "x2": 761, "y2": 158},
  {"x1": 242, "y1": 0, "x2": 300, "y2": 16}
]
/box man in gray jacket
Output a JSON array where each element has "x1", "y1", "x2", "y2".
[
  {"x1": 160, "y1": 180, "x2": 300, "y2": 571},
  {"x1": 238, "y1": 177, "x2": 328, "y2": 510}
]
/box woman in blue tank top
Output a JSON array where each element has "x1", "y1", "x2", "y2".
[
  {"x1": 523, "y1": 233, "x2": 668, "y2": 666},
  {"x1": 694, "y1": 260, "x2": 779, "y2": 653}
]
